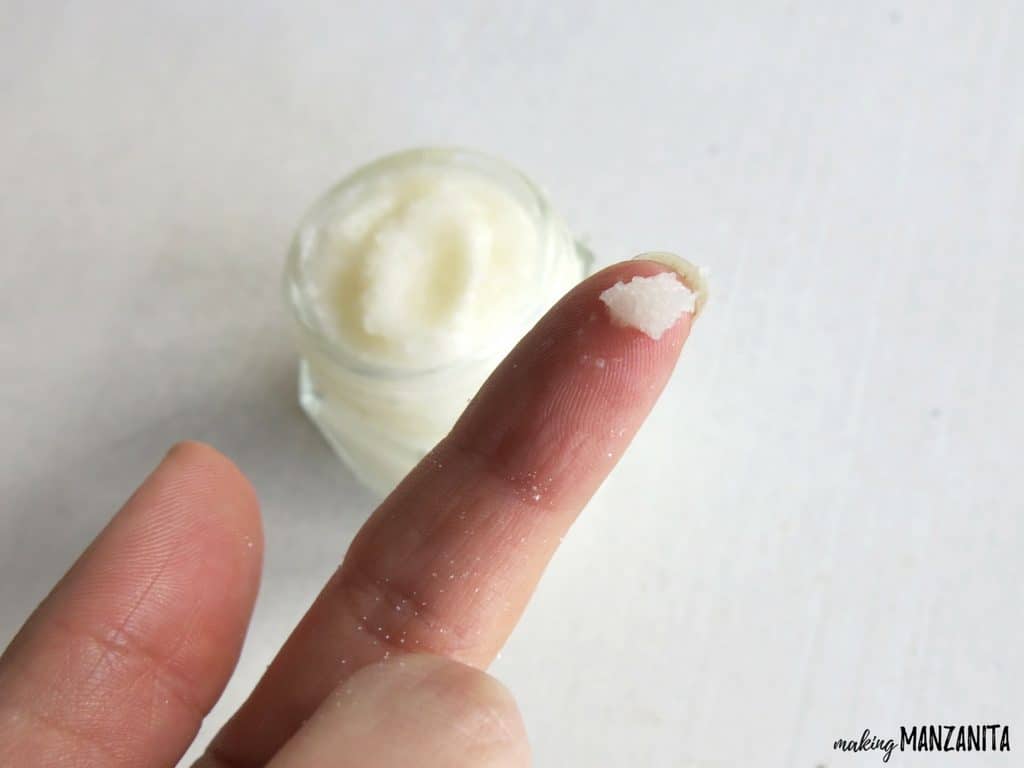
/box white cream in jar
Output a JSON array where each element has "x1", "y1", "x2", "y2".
[{"x1": 285, "y1": 148, "x2": 589, "y2": 496}]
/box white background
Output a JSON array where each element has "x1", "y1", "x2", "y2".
[{"x1": 2, "y1": 2, "x2": 1022, "y2": 766}]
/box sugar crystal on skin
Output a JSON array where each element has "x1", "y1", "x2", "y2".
[{"x1": 598, "y1": 271, "x2": 696, "y2": 340}]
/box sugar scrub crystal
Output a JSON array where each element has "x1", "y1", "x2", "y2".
[{"x1": 599, "y1": 253, "x2": 706, "y2": 339}]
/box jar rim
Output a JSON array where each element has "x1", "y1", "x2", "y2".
[{"x1": 282, "y1": 146, "x2": 564, "y2": 380}]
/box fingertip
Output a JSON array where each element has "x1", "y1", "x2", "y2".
[
  {"x1": 629, "y1": 251, "x2": 709, "y2": 317},
  {"x1": 164, "y1": 440, "x2": 260, "y2": 509},
  {"x1": 538, "y1": 257, "x2": 695, "y2": 360},
  {"x1": 158, "y1": 440, "x2": 264, "y2": 558}
]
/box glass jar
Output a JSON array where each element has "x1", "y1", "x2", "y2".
[{"x1": 283, "y1": 147, "x2": 591, "y2": 496}]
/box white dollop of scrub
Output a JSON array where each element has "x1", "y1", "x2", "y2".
[
  {"x1": 309, "y1": 166, "x2": 545, "y2": 368},
  {"x1": 599, "y1": 271, "x2": 697, "y2": 340}
]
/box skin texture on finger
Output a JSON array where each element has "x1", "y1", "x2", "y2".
[
  {"x1": 264, "y1": 654, "x2": 529, "y2": 768},
  {"x1": 0, "y1": 442, "x2": 263, "y2": 768},
  {"x1": 205, "y1": 260, "x2": 694, "y2": 767}
]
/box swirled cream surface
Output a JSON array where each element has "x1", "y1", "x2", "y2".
[{"x1": 302, "y1": 164, "x2": 564, "y2": 369}]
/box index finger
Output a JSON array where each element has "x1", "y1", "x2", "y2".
[{"x1": 202, "y1": 257, "x2": 702, "y2": 768}]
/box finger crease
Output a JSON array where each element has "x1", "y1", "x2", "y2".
[
  {"x1": 338, "y1": 559, "x2": 477, "y2": 657},
  {"x1": 51, "y1": 615, "x2": 206, "y2": 725}
]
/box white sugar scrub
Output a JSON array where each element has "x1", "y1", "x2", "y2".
[
  {"x1": 632, "y1": 251, "x2": 709, "y2": 318},
  {"x1": 285, "y1": 148, "x2": 591, "y2": 496},
  {"x1": 599, "y1": 254, "x2": 707, "y2": 339},
  {"x1": 302, "y1": 163, "x2": 568, "y2": 368}
]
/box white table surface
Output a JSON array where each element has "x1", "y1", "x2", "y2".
[{"x1": 2, "y1": 2, "x2": 1022, "y2": 766}]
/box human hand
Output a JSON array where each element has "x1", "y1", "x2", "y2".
[{"x1": 0, "y1": 260, "x2": 698, "y2": 767}]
